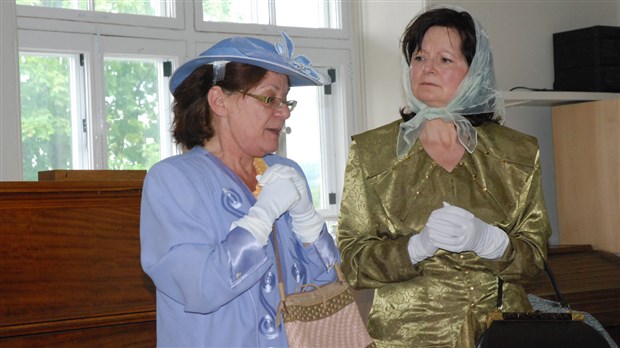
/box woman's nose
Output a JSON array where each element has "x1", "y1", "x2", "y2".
[
  {"x1": 423, "y1": 60, "x2": 436, "y2": 74},
  {"x1": 273, "y1": 106, "x2": 291, "y2": 119}
]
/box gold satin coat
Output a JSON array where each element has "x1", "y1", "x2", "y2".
[{"x1": 337, "y1": 120, "x2": 551, "y2": 347}]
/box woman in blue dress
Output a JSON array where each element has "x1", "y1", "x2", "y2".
[{"x1": 140, "y1": 32, "x2": 339, "y2": 347}]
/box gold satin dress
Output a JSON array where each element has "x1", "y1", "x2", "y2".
[{"x1": 337, "y1": 120, "x2": 551, "y2": 347}]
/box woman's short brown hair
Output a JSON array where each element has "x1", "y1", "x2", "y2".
[
  {"x1": 171, "y1": 62, "x2": 270, "y2": 149},
  {"x1": 401, "y1": 8, "x2": 476, "y2": 66}
]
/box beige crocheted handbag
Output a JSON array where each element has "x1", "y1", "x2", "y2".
[{"x1": 273, "y1": 227, "x2": 375, "y2": 348}]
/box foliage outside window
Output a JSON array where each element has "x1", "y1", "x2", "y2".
[
  {"x1": 202, "y1": 0, "x2": 340, "y2": 29},
  {"x1": 19, "y1": 53, "x2": 74, "y2": 181},
  {"x1": 104, "y1": 58, "x2": 164, "y2": 170},
  {"x1": 15, "y1": 0, "x2": 173, "y2": 17}
]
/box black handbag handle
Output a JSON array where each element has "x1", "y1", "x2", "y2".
[{"x1": 496, "y1": 259, "x2": 569, "y2": 309}]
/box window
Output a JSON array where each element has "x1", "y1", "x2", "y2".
[
  {"x1": 8, "y1": 0, "x2": 358, "y2": 224},
  {"x1": 281, "y1": 66, "x2": 348, "y2": 221},
  {"x1": 103, "y1": 56, "x2": 173, "y2": 170},
  {"x1": 19, "y1": 49, "x2": 175, "y2": 180},
  {"x1": 201, "y1": 0, "x2": 340, "y2": 29},
  {"x1": 19, "y1": 52, "x2": 80, "y2": 180},
  {"x1": 16, "y1": 0, "x2": 175, "y2": 17},
  {"x1": 194, "y1": 0, "x2": 348, "y2": 39},
  {"x1": 15, "y1": 0, "x2": 183, "y2": 29},
  {"x1": 18, "y1": 30, "x2": 181, "y2": 178}
]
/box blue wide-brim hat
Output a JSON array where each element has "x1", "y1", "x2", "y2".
[{"x1": 169, "y1": 32, "x2": 331, "y2": 93}]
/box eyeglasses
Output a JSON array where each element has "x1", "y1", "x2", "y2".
[{"x1": 240, "y1": 91, "x2": 297, "y2": 112}]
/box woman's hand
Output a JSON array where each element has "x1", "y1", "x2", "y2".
[
  {"x1": 427, "y1": 203, "x2": 509, "y2": 259},
  {"x1": 260, "y1": 164, "x2": 324, "y2": 243},
  {"x1": 408, "y1": 226, "x2": 439, "y2": 264},
  {"x1": 230, "y1": 165, "x2": 300, "y2": 245}
]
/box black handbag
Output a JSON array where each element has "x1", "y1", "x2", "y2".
[{"x1": 477, "y1": 261, "x2": 612, "y2": 348}]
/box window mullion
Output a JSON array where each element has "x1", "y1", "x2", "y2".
[
  {"x1": 72, "y1": 53, "x2": 89, "y2": 169},
  {"x1": 318, "y1": 86, "x2": 339, "y2": 218},
  {"x1": 159, "y1": 60, "x2": 175, "y2": 159},
  {"x1": 267, "y1": 0, "x2": 277, "y2": 26},
  {"x1": 90, "y1": 32, "x2": 108, "y2": 169}
]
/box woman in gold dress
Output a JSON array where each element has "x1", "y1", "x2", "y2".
[{"x1": 337, "y1": 5, "x2": 551, "y2": 347}]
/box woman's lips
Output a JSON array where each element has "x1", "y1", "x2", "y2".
[
  {"x1": 420, "y1": 82, "x2": 439, "y2": 87},
  {"x1": 267, "y1": 127, "x2": 281, "y2": 136}
]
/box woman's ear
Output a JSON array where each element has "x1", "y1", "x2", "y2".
[{"x1": 207, "y1": 86, "x2": 227, "y2": 115}]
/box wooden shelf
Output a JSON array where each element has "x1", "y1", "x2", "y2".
[{"x1": 502, "y1": 90, "x2": 619, "y2": 107}]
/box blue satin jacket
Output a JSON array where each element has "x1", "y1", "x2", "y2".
[{"x1": 140, "y1": 147, "x2": 339, "y2": 347}]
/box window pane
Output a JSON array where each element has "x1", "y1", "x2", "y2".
[
  {"x1": 203, "y1": 0, "x2": 269, "y2": 24},
  {"x1": 104, "y1": 58, "x2": 163, "y2": 170},
  {"x1": 95, "y1": 0, "x2": 170, "y2": 16},
  {"x1": 274, "y1": 0, "x2": 339, "y2": 29},
  {"x1": 202, "y1": 0, "x2": 340, "y2": 28},
  {"x1": 283, "y1": 86, "x2": 324, "y2": 209},
  {"x1": 19, "y1": 53, "x2": 75, "y2": 181},
  {"x1": 16, "y1": 0, "x2": 173, "y2": 17},
  {"x1": 16, "y1": 0, "x2": 88, "y2": 11}
]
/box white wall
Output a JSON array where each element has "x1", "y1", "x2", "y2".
[
  {"x1": 358, "y1": 1, "x2": 425, "y2": 130},
  {"x1": 0, "y1": 1, "x2": 22, "y2": 181},
  {"x1": 358, "y1": 0, "x2": 620, "y2": 245}
]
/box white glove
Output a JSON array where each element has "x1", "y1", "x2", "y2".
[
  {"x1": 231, "y1": 166, "x2": 300, "y2": 245},
  {"x1": 427, "y1": 202, "x2": 509, "y2": 259},
  {"x1": 259, "y1": 164, "x2": 323, "y2": 243},
  {"x1": 408, "y1": 225, "x2": 439, "y2": 264}
]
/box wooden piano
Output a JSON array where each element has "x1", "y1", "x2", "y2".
[
  {"x1": 0, "y1": 172, "x2": 156, "y2": 347},
  {"x1": 2, "y1": 171, "x2": 619, "y2": 346}
]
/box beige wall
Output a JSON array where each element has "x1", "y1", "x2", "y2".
[
  {"x1": 357, "y1": 1, "x2": 425, "y2": 130},
  {"x1": 359, "y1": 0, "x2": 620, "y2": 125}
]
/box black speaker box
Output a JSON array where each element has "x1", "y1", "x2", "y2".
[{"x1": 553, "y1": 26, "x2": 620, "y2": 92}]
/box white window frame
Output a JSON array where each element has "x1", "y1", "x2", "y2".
[
  {"x1": 295, "y1": 48, "x2": 352, "y2": 221},
  {"x1": 97, "y1": 35, "x2": 182, "y2": 167},
  {"x1": 16, "y1": 2, "x2": 184, "y2": 30},
  {"x1": 193, "y1": 1, "x2": 350, "y2": 40},
  {"x1": 4, "y1": 0, "x2": 363, "y2": 216},
  {"x1": 18, "y1": 31, "x2": 95, "y2": 170},
  {"x1": 18, "y1": 29, "x2": 183, "y2": 170}
]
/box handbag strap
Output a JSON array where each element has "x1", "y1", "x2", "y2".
[
  {"x1": 543, "y1": 259, "x2": 569, "y2": 308},
  {"x1": 272, "y1": 226, "x2": 287, "y2": 304},
  {"x1": 496, "y1": 259, "x2": 569, "y2": 310}
]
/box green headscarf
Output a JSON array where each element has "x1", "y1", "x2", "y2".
[{"x1": 397, "y1": 4, "x2": 505, "y2": 158}]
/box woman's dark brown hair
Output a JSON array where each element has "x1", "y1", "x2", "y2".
[
  {"x1": 399, "y1": 8, "x2": 497, "y2": 126},
  {"x1": 171, "y1": 62, "x2": 269, "y2": 149}
]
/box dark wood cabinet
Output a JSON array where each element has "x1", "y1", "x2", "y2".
[{"x1": 0, "y1": 180, "x2": 156, "y2": 347}]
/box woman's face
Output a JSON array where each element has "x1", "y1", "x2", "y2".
[
  {"x1": 224, "y1": 71, "x2": 291, "y2": 157},
  {"x1": 410, "y1": 26, "x2": 469, "y2": 107}
]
